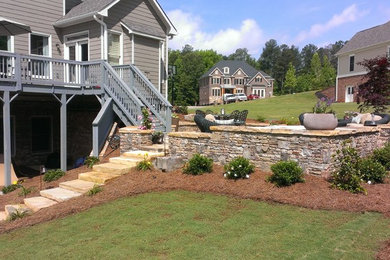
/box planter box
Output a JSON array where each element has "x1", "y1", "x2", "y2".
[{"x1": 303, "y1": 113, "x2": 338, "y2": 130}]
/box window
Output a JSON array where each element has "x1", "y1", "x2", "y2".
[
  {"x1": 212, "y1": 77, "x2": 221, "y2": 84},
  {"x1": 236, "y1": 88, "x2": 244, "y2": 93},
  {"x1": 349, "y1": 55, "x2": 355, "y2": 72},
  {"x1": 108, "y1": 32, "x2": 121, "y2": 65},
  {"x1": 255, "y1": 77, "x2": 262, "y2": 83},
  {"x1": 253, "y1": 88, "x2": 265, "y2": 98},
  {"x1": 0, "y1": 36, "x2": 12, "y2": 51},
  {"x1": 30, "y1": 34, "x2": 50, "y2": 56},
  {"x1": 212, "y1": 88, "x2": 221, "y2": 96},
  {"x1": 234, "y1": 78, "x2": 244, "y2": 85},
  {"x1": 223, "y1": 67, "x2": 229, "y2": 74},
  {"x1": 31, "y1": 117, "x2": 52, "y2": 153},
  {"x1": 223, "y1": 78, "x2": 230, "y2": 84}
]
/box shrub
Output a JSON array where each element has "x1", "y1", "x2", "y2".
[
  {"x1": 256, "y1": 115, "x2": 266, "y2": 123},
  {"x1": 183, "y1": 154, "x2": 213, "y2": 175},
  {"x1": 87, "y1": 185, "x2": 103, "y2": 196},
  {"x1": 372, "y1": 143, "x2": 390, "y2": 170},
  {"x1": 279, "y1": 117, "x2": 299, "y2": 125},
  {"x1": 174, "y1": 106, "x2": 188, "y2": 115},
  {"x1": 359, "y1": 158, "x2": 388, "y2": 184},
  {"x1": 330, "y1": 140, "x2": 366, "y2": 194},
  {"x1": 43, "y1": 169, "x2": 65, "y2": 182},
  {"x1": 2, "y1": 183, "x2": 20, "y2": 194},
  {"x1": 224, "y1": 157, "x2": 255, "y2": 180},
  {"x1": 84, "y1": 156, "x2": 100, "y2": 168},
  {"x1": 268, "y1": 161, "x2": 304, "y2": 187},
  {"x1": 8, "y1": 210, "x2": 29, "y2": 221},
  {"x1": 136, "y1": 155, "x2": 153, "y2": 171}
]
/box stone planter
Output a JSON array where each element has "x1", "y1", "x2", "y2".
[{"x1": 303, "y1": 113, "x2": 338, "y2": 130}]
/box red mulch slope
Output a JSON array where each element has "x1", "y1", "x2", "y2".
[{"x1": 0, "y1": 163, "x2": 389, "y2": 258}]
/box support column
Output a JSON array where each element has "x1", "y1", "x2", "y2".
[
  {"x1": 3, "y1": 91, "x2": 11, "y2": 186},
  {"x1": 60, "y1": 94, "x2": 67, "y2": 172}
]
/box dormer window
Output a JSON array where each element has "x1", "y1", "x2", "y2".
[
  {"x1": 255, "y1": 77, "x2": 262, "y2": 83},
  {"x1": 223, "y1": 67, "x2": 229, "y2": 74}
]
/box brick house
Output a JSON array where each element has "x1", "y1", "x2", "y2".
[
  {"x1": 336, "y1": 20, "x2": 390, "y2": 102},
  {"x1": 198, "y1": 60, "x2": 274, "y2": 105}
]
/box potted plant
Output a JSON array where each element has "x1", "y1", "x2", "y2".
[
  {"x1": 172, "y1": 113, "x2": 179, "y2": 125},
  {"x1": 303, "y1": 98, "x2": 338, "y2": 130},
  {"x1": 151, "y1": 131, "x2": 164, "y2": 144}
]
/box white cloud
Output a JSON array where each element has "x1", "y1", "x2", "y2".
[
  {"x1": 295, "y1": 4, "x2": 368, "y2": 44},
  {"x1": 167, "y1": 9, "x2": 264, "y2": 55}
]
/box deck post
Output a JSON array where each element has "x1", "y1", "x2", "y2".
[
  {"x1": 60, "y1": 94, "x2": 67, "y2": 172},
  {"x1": 3, "y1": 91, "x2": 11, "y2": 186}
]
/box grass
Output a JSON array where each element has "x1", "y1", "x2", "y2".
[
  {"x1": 191, "y1": 91, "x2": 361, "y2": 121},
  {"x1": 0, "y1": 191, "x2": 389, "y2": 259}
]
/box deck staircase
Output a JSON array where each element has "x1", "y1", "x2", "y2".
[{"x1": 0, "y1": 149, "x2": 165, "y2": 221}]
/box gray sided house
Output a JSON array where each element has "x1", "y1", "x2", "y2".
[
  {"x1": 336, "y1": 20, "x2": 390, "y2": 102},
  {"x1": 0, "y1": 0, "x2": 176, "y2": 185},
  {"x1": 199, "y1": 60, "x2": 274, "y2": 105}
]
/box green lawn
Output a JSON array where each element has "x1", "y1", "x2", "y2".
[
  {"x1": 191, "y1": 91, "x2": 361, "y2": 121},
  {"x1": 1, "y1": 191, "x2": 389, "y2": 259}
]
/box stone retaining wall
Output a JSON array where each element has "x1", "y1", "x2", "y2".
[{"x1": 119, "y1": 125, "x2": 390, "y2": 177}]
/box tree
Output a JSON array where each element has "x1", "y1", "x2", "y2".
[
  {"x1": 321, "y1": 55, "x2": 336, "y2": 88},
  {"x1": 258, "y1": 39, "x2": 280, "y2": 75},
  {"x1": 227, "y1": 48, "x2": 258, "y2": 68},
  {"x1": 300, "y1": 44, "x2": 318, "y2": 73},
  {"x1": 310, "y1": 52, "x2": 324, "y2": 90},
  {"x1": 274, "y1": 44, "x2": 300, "y2": 94},
  {"x1": 357, "y1": 56, "x2": 390, "y2": 113},
  {"x1": 284, "y1": 62, "x2": 297, "y2": 94}
]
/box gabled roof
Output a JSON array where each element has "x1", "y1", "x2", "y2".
[
  {"x1": 201, "y1": 60, "x2": 272, "y2": 80},
  {"x1": 337, "y1": 20, "x2": 390, "y2": 55},
  {"x1": 54, "y1": 0, "x2": 177, "y2": 36}
]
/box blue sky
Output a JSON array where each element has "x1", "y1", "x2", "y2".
[{"x1": 158, "y1": 0, "x2": 390, "y2": 57}]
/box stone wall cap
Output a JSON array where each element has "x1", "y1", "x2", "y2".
[
  {"x1": 119, "y1": 126, "x2": 153, "y2": 134},
  {"x1": 168, "y1": 132, "x2": 211, "y2": 139},
  {"x1": 178, "y1": 121, "x2": 197, "y2": 126}
]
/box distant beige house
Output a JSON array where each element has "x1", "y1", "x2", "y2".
[
  {"x1": 198, "y1": 60, "x2": 274, "y2": 105},
  {"x1": 336, "y1": 20, "x2": 390, "y2": 102}
]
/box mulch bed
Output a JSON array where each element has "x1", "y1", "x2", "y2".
[{"x1": 0, "y1": 159, "x2": 389, "y2": 258}]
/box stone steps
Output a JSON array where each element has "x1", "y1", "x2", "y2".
[
  {"x1": 0, "y1": 149, "x2": 164, "y2": 222},
  {"x1": 24, "y1": 197, "x2": 58, "y2": 212},
  {"x1": 122, "y1": 150, "x2": 165, "y2": 160},
  {"x1": 140, "y1": 144, "x2": 166, "y2": 153},
  {"x1": 40, "y1": 187, "x2": 82, "y2": 202},
  {"x1": 78, "y1": 171, "x2": 121, "y2": 184},
  {"x1": 93, "y1": 163, "x2": 133, "y2": 175},
  {"x1": 59, "y1": 179, "x2": 97, "y2": 194},
  {"x1": 109, "y1": 157, "x2": 142, "y2": 167}
]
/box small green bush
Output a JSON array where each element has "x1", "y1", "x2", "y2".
[
  {"x1": 136, "y1": 155, "x2": 153, "y2": 171},
  {"x1": 84, "y1": 156, "x2": 100, "y2": 168},
  {"x1": 330, "y1": 140, "x2": 366, "y2": 194},
  {"x1": 43, "y1": 169, "x2": 65, "y2": 182},
  {"x1": 18, "y1": 185, "x2": 35, "y2": 198},
  {"x1": 256, "y1": 115, "x2": 266, "y2": 123},
  {"x1": 183, "y1": 154, "x2": 213, "y2": 175},
  {"x1": 279, "y1": 117, "x2": 299, "y2": 125},
  {"x1": 359, "y1": 158, "x2": 388, "y2": 184},
  {"x1": 174, "y1": 106, "x2": 188, "y2": 115},
  {"x1": 372, "y1": 143, "x2": 390, "y2": 170},
  {"x1": 224, "y1": 157, "x2": 255, "y2": 180},
  {"x1": 87, "y1": 185, "x2": 103, "y2": 196},
  {"x1": 2, "y1": 183, "x2": 20, "y2": 194},
  {"x1": 268, "y1": 161, "x2": 304, "y2": 187},
  {"x1": 8, "y1": 210, "x2": 29, "y2": 221}
]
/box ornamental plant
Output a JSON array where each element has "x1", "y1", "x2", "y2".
[
  {"x1": 43, "y1": 169, "x2": 66, "y2": 182},
  {"x1": 136, "y1": 154, "x2": 153, "y2": 171},
  {"x1": 1, "y1": 183, "x2": 21, "y2": 194},
  {"x1": 84, "y1": 156, "x2": 99, "y2": 168},
  {"x1": 372, "y1": 142, "x2": 390, "y2": 170},
  {"x1": 224, "y1": 156, "x2": 255, "y2": 180},
  {"x1": 138, "y1": 108, "x2": 154, "y2": 130},
  {"x1": 268, "y1": 161, "x2": 304, "y2": 187},
  {"x1": 357, "y1": 56, "x2": 390, "y2": 113},
  {"x1": 312, "y1": 97, "x2": 335, "y2": 114},
  {"x1": 183, "y1": 153, "x2": 213, "y2": 175},
  {"x1": 359, "y1": 158, "x2": 388, "y2": 184},
  {"x1": 330, "y1": 140, "x2": 366, "y2": 194}
]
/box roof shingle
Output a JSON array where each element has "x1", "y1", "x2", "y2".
[{"x1": 337, "y1": 20, "x2": 390, "y2": 55}]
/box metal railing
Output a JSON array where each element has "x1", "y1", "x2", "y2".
[
  {"x1": 0, "y1": 51, "x2": 144, "y2": 127},
  {"x1": 113, "y1": 64, "x2": 172, "y2": 132}
]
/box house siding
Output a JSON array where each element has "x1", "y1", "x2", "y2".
[
  {"x1": 134, "y1": 35, "x2": 160, "y2": 86},
  {"x1": 60, "y1": 21, "x2": 102, "y2": 60},
  {"x1": 0, "y1": 0, "x2": 63, "y2": 58}
]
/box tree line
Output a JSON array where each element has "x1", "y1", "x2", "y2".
[{"x1": 168, "y1": 39, "x2": 346, "y2": 106}]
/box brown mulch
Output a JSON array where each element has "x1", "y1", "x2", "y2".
[{"x1": 0, "y1": 160, "x2": 390, "y2": 258}]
